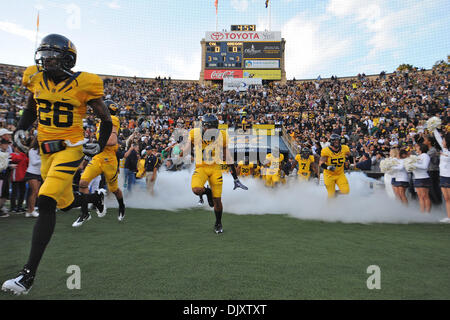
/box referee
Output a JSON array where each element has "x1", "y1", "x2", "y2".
[{"x1": 145, "y1": 147, "x2": 160, "y2": 195}]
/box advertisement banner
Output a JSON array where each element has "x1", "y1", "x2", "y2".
[
  {"x1": 243, "y1": 70, "x2": 281, "y2": 80},
  {"x1": 243, "y1": 42, "x2": 281, "y2": 59},
  {"x1": 204, "y1": 69, "x2": 243, "y2": 80},
  {"x1": 244, "y1": 59, "x2": 280, "y2": 69},
  {"x1": 205, "y1": 31, "x2": 281, "y2": 42},
  {"x1": 223, "y1": 78, "x2": 262, "y2": 91}
]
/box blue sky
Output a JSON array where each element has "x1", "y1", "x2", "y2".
[{"x1": 0, "y1": 0, "x2": 448, "y2": 80}]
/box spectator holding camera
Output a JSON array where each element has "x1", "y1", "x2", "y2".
[
  {"x1": 355, "y1": 153, "x2": 372, "y2": 171},
  {"x1": 123, "y1": 142, "x2": 139, "y2": 192}
]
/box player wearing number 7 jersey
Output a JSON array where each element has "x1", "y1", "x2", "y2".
[
  {"x1": 319, "y1": 134, "x2": 350, "y2": 198},
  {"x1": 2, "y1": 34, "x2": 112, "y2": 295}
]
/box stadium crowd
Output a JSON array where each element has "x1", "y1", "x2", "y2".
[{"x1": 0, "y1": 61, "x2": 448, "y2": 217}]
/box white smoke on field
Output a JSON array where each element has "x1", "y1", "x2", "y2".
[{"x1": 106, "y1": 170, "x2": 444, "y2": 224}]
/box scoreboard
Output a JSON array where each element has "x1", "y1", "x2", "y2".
[
  {"x1": 205, "y1": 42, "x2": 243, "y2": 69},
  {"x1": 203, "y1": 26, "x2": 283, "y2": 81}
]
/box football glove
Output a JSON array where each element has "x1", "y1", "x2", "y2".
[
  {"x1": 83, "y1": 143, "x2": 101, "y2": 157},
  {"x1": 13, "y1": 130, "x2": 29, "y2": 153},
  {"x1": 233, "y1": 179, "x2": 248, "y2": 190},
  {"x1": 327, "y1": 165, "x2": 336, "y2": 171},
  {"x1": 83, "y1": 155, "x2": 92, "y2": 162}
]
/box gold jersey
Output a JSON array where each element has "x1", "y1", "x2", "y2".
[
  {"x1": 320, "y1": 145, "x2": 350, "y2": 176},
  {"x1": 22, "y1": 65, "x2": 104, "y2": 144},
  {"x1": 238, "y1": 161, "x2": 254, "y2": 177},
  {"x1": 295, "y1": 154, "x2": 315, "y2": 174},
  {"x1": 188, "y1": 128, "x2": 228, "y2": 168},
  {"x1": 265, "y1": 153, "x2": 284, "y2": 176}
]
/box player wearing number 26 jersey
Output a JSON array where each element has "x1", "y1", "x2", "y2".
[
  {"x1": 2, "y1": 34, "x2": 112, "y2": 296},
  {"x1": 22, "y1": 65, "x2": 103, "y2": 146},
  {"x1": 319, "y1": 134, "x2": 350, "y2": 198},
  {"x1": 22, "y1": 64, "x2": 104, "y2": 208}
]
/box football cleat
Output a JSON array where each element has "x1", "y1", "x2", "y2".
[
  {"x1": 214, "y1": 223, "x2": 223, "y2": 234},
  {"x1": 72, "y1": 213, "x2": 91, "y2": 227},
  {"x1": 204, "y1": 187, "x2": 214, "y2": 208},
  {"x1": 233, "y1": 179, "x2": 248, "y2": 190},
  {"x1": 2, "y1": 268, "x2": 34, "y2": 295},
  {"x1": 198, "y1": 195, "x2": 204, "y2": 206},
  {"x1": 95, "y1": 189, "x2": 107, "y2": 217}
]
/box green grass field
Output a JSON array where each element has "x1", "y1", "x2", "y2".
[{"x1": 1, "y1": 207, "x2": 450, "y2": 300}]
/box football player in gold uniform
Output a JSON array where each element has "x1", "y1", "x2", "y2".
[
  {"x1": 237, "y1": 157, "x2": 254, "y2": 177},
  {"x1": 264, "y1": 151, "x2": 284, "y2": 188},
  {"x1": 2, "y1": 34, "x2": 112, "y2": 295},
  {"x1": 182, "y1": 114, "x2": 247, "y2": 234},
  {"x1": 319, "y1": 134, "x2": 350, "y2": 198},
  {"x1": 72, "y1": 100, "x2": 125, "y2": 226},
  {"x1": 295, "y1": 147, "x2": 317, "y2": 181}
]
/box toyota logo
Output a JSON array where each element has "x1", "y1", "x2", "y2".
[{"x1": 211, "y1": 32, "x2": 224, "y2": 41}]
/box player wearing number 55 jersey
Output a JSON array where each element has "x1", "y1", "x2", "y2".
[
  {"x1": 319, "y1": 134, "x2": 350, "y2": 198},
  {"x1": 2, "y1": 34, "x2": 112, "y2": 295}
]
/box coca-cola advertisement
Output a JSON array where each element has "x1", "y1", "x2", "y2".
[{"x1": 204, "y1": 69, "x2": 243, "y2": 80}]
